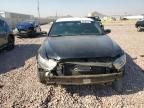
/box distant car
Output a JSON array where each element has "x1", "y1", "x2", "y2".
[
  {"x1": 37, "y1": 18, "x2": 126, "y2": 92},
  {"x1": 16, "y1": 20, "x2": 41, "y2": 37},
  {"x1": 135, "y1": 19, "x2": 144, "y2": 32},
  {"x1": 87, "y1": 16, "x2": 104, "y2": 29},
  {"x1": 0, "y1": 18, "x2": 15, "y2": 50}
]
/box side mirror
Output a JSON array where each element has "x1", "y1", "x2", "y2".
[
  {"x1": 35, "y1": 24, "x2": 39, "y2": 27},
  {"x1": 104, "y1": 29, "x2": 111, "y2": 34}
]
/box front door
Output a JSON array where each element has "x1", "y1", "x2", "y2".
[{"x1": 0, "y1": 20, "x2": 7, "y2": 46}]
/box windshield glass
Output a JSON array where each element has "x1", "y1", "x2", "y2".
[
  {"x1": 20, "y1": 20, "x2": 35, "y2": 24},
  {"x1": 49, "y1": 21, "x2": 103, "y2": 36}
]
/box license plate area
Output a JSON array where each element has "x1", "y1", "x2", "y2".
[
  {"x1": 83, "y1": 79, "x2": 91, "y2": 84},
  {"x1": 74, "y1": 65, "x2": 91, "y2": 71},
  {"x1": 20, "y1": 31, "x2": 27, "y2": 33}
]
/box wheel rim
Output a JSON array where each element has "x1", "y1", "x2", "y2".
[
  {"x1": 8, "y1": 37, "x2": 14, "y2": 46},
  {"x1": 137, "y1": 27, "x2": 141, "y2": 31}
]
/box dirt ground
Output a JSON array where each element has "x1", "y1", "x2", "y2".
[{"x1": 0, "y1": 23, "x2": 144, "y2": 108}]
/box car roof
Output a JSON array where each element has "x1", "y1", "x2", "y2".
[
  {"x1": 56, "y1": 17, "x2": 94, "y2": 22},
  {"x1": 0, "y1": 17, "x2": 4, "y2": 21},
  {"x1": 22, "y1": 20, "x2": 36, "y2": 23}
]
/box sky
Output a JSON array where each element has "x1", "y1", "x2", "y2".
[{"x1": 0, "y1": 0, "x2": 144, "y2": 17}]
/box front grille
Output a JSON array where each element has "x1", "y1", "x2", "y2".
[
  {"x1": 56, "y1": 63, "x2": 113, "y2": 76},
  {"x1": 56, "y1": 58, "x2": 115, "y2": 76}
]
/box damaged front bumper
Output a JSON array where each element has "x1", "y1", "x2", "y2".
[
  {"x1": 37, "y1": 58, "x2": 125, "y2": 85},
  {"x1": 17, "y1": 30, "x2": 35, "y2": 36},
  {"x1": 44, "y1": 72, "x2": 123, "y2": 85}
]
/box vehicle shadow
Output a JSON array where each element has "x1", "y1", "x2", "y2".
[
  {"x1": 0, "y1": 44, "x2": 40, "y2": 74},
  {"x1": 64, "y1": 53, "x2": 144, "y2": 97}
]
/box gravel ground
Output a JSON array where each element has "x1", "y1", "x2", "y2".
[{"x1": 0, "y1": 24, "x2": 144, "y2": 108}]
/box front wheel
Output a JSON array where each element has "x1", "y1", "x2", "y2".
[
  {"x1": 137, "y1": 26, "x2": 142, "y2": 32},
  {"x1": 37, "y1": 71, "x2": 46, "y2": 84},
  {"x1": 112, "y1": 78, "x2": 123, "y2": 93},
  {"x1": 6, "y1": 35, "x2": 15, "y2": 50},
  {"x1": 35, "y1": 26, "x2": 41, "y2": 33},
  {"x1": 112, "y1": 68, "x2": 125, "y2": 93}
]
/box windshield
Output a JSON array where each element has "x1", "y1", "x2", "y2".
[
  {"x1": 19, "y1": 20, "x2": 35, "y2": 24},
  {"x1": 49, "y1": 21, "x2": 104, "y2": 37}
]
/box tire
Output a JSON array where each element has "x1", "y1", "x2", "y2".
[
  {"x1": 137, "y1": 26, "x2": 142, "y2": 32},
  {"x1": 112, "y1": 78, "x2": 123, "y2": 93},
  {"x1": 37, "y1": 69, "x2": 47, "y2": 84},
  {"x1": 6, "y1": 35, "x2": 15, "y2": 50},
  {"x1": 39, "y1": 26, "x2": 42, "y2": 32},
  {"x1": 35, "y1": 26, "x2": 41, "y2": 33},
  {"x1": 112, "y1": 68, "x2": 125, "y2": 93}
]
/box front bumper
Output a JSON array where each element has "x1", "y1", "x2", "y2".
[
  {"x1": 45, "y1": 72, "x2": 123, "y2": 85},
  {"x1": 17, "y1": 30, "x2": 35, "y2": 36}
]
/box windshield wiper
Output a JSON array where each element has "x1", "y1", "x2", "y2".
[
  {"x1": 51, "y1": 34, "x2": 78, "y2": 37},
  {"x1": 50, "y1": 34, "x2": 63, "y2": 37},
  {"x1": 80, "y1": 33, "x2": 102, "y2": 35}
]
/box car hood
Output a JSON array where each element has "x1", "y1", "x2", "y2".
[
  {"x1": 42, "y1": 35, "x2": 123, "y2": 60},
  {"x1": 16, "y1": 22, "x2": 34, "y2": 30}
]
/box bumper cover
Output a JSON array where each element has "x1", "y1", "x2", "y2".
[
  {"x1": 46, "y1": 72, "x2": 123, "y2": 85},
  {"x1": 17, "y1": 30, "x2": 37, "y2": 37}
]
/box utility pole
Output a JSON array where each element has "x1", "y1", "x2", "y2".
[
  {"x1": 37, "y1": 0, "x2": 40, "y2": 19},
  {"x1": 56, "y1": 11, "x2": 57, "y2": 19}
]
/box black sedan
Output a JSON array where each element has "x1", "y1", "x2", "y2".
[
  {"x1": 135, "y1": 19, "x2": 144, "y2": 32},
  {"x1": 37, "y1": 18, "x2": 126, "y2": 92}
]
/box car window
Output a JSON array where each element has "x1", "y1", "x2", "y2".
[
  {"x1": 0, "y1": 20, "x2": 5, "y2": 32},
  {"x1": 49, "y1": 21, "x2": 103, "y2": 36},
  {"x1": 34, "y1": 22, "x2": 39, "y2": 27},
  {"x1": 4, "y1": 22, "x2": 10, "y2": 32}
]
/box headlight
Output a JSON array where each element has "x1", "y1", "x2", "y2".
[
  {"x1": 113, "y1": 54, "x2": 126, "y2": 70},
  {"x1": 38, "y1": 54, "x2": 57, "y2": 71}
]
